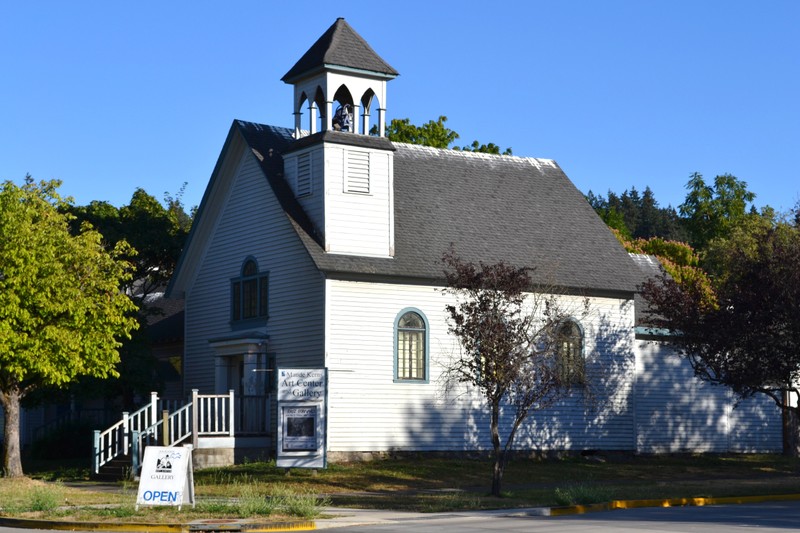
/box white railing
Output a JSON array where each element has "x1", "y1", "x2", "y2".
[
  {"x1": 93, "y1": 392, "x2": 159, "y2": 474},
  {"x1": 93, "y1": 389, "x2": 238, "y2": 475},
  {"x1": 192, "y1": 389, "x2": 235, "y2": 446}
]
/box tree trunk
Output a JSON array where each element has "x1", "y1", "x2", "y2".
[
  {"x1": 489, "y1": 401, "x2": 504, "y2": 497},
  {"x1": 783, "y1": 403, "x2": 800, "y2": 457},
  {"x1": 1, "y1": 388, "x2": 24, "y2": 477}
]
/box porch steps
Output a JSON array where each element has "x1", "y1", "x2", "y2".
[{"x1": 93, "y1": 454, "x2": 134, "y2": 481}]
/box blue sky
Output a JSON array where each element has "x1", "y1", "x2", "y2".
[{"x1": 2, "y1": 1, "x2": 798, "y2": 214}]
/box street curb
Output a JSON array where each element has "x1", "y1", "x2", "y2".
[
  {"x1": 547, "y1": 492, "x2": 800, "y2": 516},
  {"x1": 0, "y1": 516, "x2": 315, "y2": 532}
]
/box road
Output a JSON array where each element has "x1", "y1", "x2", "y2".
[
  {"x1": 0, "y1": 501, "x2": 798, "y2": 533},
  {"x1": 319, "y1": 501, "x2": 800, "y2": 532}
]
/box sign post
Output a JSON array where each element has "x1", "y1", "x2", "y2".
[
  {"x1": 135, "y1": 446, "x2": 195, "y2": 510},
  {"x1": 276, "y1": 368, "x2": 327, "y2": 469}
]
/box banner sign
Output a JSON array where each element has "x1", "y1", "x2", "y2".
[
  {"x1": 136, "y1": 446, "x2": 195, "y2": 509},
  {"x1": 277, "y1": 368, "x2": 326, "y2": 401},
  {"x1": 277, "y1": 368, "x2": 327, "y2": 469}
]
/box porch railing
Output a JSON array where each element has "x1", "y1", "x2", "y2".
[{"x1": 92, "y1": 389, "x2": 246, "y2": 475}]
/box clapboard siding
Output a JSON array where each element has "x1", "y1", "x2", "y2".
[
  {"x1": 183, "y1": 148, "x2": 325, "y2": 394},
  {"x1": 324, "y1": 280, "x2": 636, "y2": 452},
  {"x1": 634, "y1": 340, "x2": 782, "y2": 453},
  {"x1": 323, "y1": 146, "x2": 392, "y2": 257},
  {"x1": 285, "y1": 146, "x2": 325, "y2": 236}
]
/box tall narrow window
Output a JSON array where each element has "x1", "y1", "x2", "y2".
[
  {"x1": 395, "y1": 310, "x2": 428, "y2": 382},
  {"x1": 232, "y1": 258, "x2": 269, "y2": 322},
  {"x1": 556, "y1": 320, "x2": 585, "y2": 385}
]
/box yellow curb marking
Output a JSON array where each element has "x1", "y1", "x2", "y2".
[{"x1": 549, "y1": 493, "x2": 800, "y2": 517}]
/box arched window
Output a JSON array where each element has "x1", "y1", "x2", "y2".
[
  {"x1": 231, "y1": 258, "x2": 268, "y2": 322},
  {"x1": 556, "y1": 320, "x2": 585, "y2": 385},
  {"x1": 395, "y1": 309, "x2": 428, "y2": 382}
]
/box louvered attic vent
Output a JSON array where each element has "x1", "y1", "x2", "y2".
[
  {"x1": 296, "y1": 153, "x2": 311, "y2": 196},
  {"x1": 345, "y1": 150, "x2": 370, "y2": 194}
]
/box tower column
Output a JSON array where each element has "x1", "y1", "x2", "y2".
[
  {"x1": 293, "y1": 112, "x2": 302, "y2": 138},
  {"x1": 351, "y1": 104, "x2": 360, "y2": 134},
  {"x1": 308, "y1": 102, "x2": 318, "y2": 134},
  {"x1": 378, "y1": 108, "x2": 387, "y2": 138},
  {"x1": 324, "y1": 100, "x2": 333, "y2": 131},
  {"x1": 361, "y1": 111, "x2": 370, "y2": 136}
]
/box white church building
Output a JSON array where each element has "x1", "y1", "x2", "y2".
[{"x1": 165, "y1": 18, "x2": 782, "y2": 461}]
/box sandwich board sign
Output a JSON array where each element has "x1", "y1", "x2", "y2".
[
  {"x1": 136, "y1": 446, "x2": 195, "y2": 510},
  {"x1": 276, "y1": 368, "x2": 327, "y2": 469}
]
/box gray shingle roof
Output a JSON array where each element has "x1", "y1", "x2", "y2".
[
  {"x1": 236, "y1": 121, "x2": 640, "y2": 295},
  {"x1": 281, "y1": 18, "x2": 398, "y2": 83}
]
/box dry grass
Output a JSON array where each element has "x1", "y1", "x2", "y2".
[{"x1": 3, "y1": 453, "x2": 799, "y2": 520}]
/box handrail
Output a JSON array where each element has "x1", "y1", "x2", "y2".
[
  {"x1": 168, "y1": 403, "x2": 193, "y2": 445},
  {"x1": 94, "y1": 389, "x2": 240, "y2": 476},
  {"x1": 93, "y1": 392, "x2": 159, "y2": 474}
]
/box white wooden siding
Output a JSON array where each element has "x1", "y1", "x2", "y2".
[
  {"x1": 284, "y1": 147, "x2": 325, "y2": 235},
  {"x1": 324, "y1": 146, "x2": 393, "y2": 257},
  {"x1": 183, "y1": 149, "x2": 326, "y2": 394},
  {"x1": 282, "y1": 143, "x2": 393, "y2": 257},
  {"x1": 634, "y1": 340, "x2": 782, "y2": 453},
  {"x1": 324, "y1": 280, "x2": 637, "y2": 452}
]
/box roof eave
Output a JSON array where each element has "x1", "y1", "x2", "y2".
[{"x1": 281, "y1": 63, "x2": 398, "y2": 85}]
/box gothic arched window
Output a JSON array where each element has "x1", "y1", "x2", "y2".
[
  {"x1": 231, "y1": 258, "x2": 268, "y2": 322},
  {"x1": 556, "y1": 320, "x2": 585, "y2": 385}
]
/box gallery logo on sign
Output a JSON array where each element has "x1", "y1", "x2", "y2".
[{"x1": 154, "y1": 450, "x2": 178, "y2": 477}]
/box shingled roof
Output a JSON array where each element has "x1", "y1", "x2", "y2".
[
  {"x1": 236, "y1": 121, "x2": 640, "y2": 296},
  {"x1": 281, "y1": 18, "x2": 398, "y2": 83}
]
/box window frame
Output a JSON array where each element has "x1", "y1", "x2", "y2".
[
  {"x1": 555, "y1": 319, "x2": 585, "y2": 386},
  {"x1": 393, "y1": 308, "x2": 430, "y2": 383},
  {"x1": 231, "y1": 257, "x2": 269, "y2": 325}
]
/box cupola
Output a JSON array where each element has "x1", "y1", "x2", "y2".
[{"x1": 281, "y1": 18, "x2": 398, "y2": 138}]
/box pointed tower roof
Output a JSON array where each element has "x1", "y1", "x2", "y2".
[{"x1": 281, "y1": 18, "x2": 398, "y2": 83}]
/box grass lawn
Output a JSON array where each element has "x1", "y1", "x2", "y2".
[{"x1": 1, "y1": 453, "x2": 799, "y2": 522}]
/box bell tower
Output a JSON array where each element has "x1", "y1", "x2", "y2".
[
  {"x1": 281, "y1": 18, "x2": 398, "y2": 138},
  {"x1": 281, "y1": 19, "x2": 399, "y2": 258}
]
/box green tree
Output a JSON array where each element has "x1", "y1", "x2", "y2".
[
  {"x1": 382, "y1": 115, "x2": 459, "y2": 148},
  {"x1": 454, "y1": 140, "x2": 513, "y2": 156},
  {"x1": 440, "y1": 248, "x2": 587, "y2": 496},
  {"x1": 64, "y1": 188, "x2": 192, "y2": 410},
  {"x1": 586, "y1": 191, "x2": 632, "y2": 238},
  {"x1": 0, "y1": 177, "x2": 138, "y2": 476},
  {"x1": 678, "y1": 172, "x2": 756, "y2": 249},
  {"x1": 615, "y1": 231, "x2": 716, "y2": 311},
  {"x1": 377, "y1": 115, "x2": 512, "y2": 154},
  {"x1": 641, "y1": 215, "x2": 800, "y2": 454},
  {"x1": 69, "y1": 187, "x2": 191, "y2": 304},
  {"x1": 586, "y1": 187, "x2": 685, "y2": 242}
]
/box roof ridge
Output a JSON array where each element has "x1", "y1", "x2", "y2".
[{"x1": 394, "y1": 142, "x2": 557, "y2": 166}]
